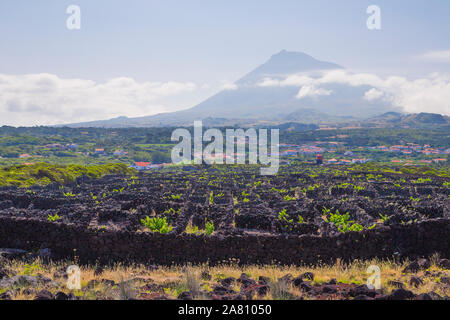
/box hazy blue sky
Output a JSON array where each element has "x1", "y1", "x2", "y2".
[{"x1": 0, "y1": 0, "x2": 449, "y2": 125}]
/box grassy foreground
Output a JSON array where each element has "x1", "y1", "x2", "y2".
[{"x1": 1, "y1": 255, "x2": 448, "y2": 300}]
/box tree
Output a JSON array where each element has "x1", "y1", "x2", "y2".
[{"x1": 151, "y1": 151, "x2": 171, "y2": 164}]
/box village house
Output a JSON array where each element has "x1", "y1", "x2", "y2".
[
  {"x1": 113, "y1": 150, "x2": 128, "y2": 156},
  {"x1": 66, "y1": 143, "x2": 78, "y2": 150},
  {"x1": 131, "y1": 162, "x2": 152, "y2": 170},
  {"x1": 281, "y1": 150, "x2": 299, "y2": 157},
  {"x1": 19, "y1": 153, "x2": 31, "y2": 158}
]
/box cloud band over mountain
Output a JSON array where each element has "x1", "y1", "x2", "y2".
[
  {"x1": 257, "y1": 70, "x2": 450, "y2": 116},
  {"x1": 0, "y1": 51, "x2": 449, "y2": 127},
  {"x1": 0, "y1": 73, "x2": 197, "y2": 126}
]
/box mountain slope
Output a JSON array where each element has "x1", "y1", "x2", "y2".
[
  {"x1": 365, "y1": 112, "x2": 450, "y2": 129},
  {"x1": 235, "y1": 50, "x2": 343, "y2": 85},
  {"x1": 62, "y1": 50, "x2": 403, "y2": 128}
]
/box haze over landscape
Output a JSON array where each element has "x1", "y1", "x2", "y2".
[
  {"x1": 0, "y1": 1, "x2": 449, "y2": 304},
  {"x1": 63, "y1": 50, "x2": 450, "y2": 128},
  {"x1": 0, "y1": 0, "x2": 449, "y2": 126}
]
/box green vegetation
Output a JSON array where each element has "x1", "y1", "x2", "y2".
[
  {"x1": 205, "y1": 221, "x2": 215, "y2": 236},
  {"x1": 185, "y1": 224, "x2": 201, "y2": 234},
  {"x1": 21, "y1": 262, "x2": 43, "y2": 276},
  {"x1": 163, "y1": 208, "x2": 180, "y2": 216},
  {"x1": 0, "y1": 126, "x2": 447, "y2": 170},
  {"x1": 140, "y1": 216, "x2": 173, "y2": 234},
  {"x1": 47, "y1": 214, "x2": 61, "y2": 222},
  {"x1": 185, "y1": 221, "x2": 215, "y2": 236},
  {"x1": 412, "y1": 177, "x2": 432, "y2": 184},
  {"x1": 0, "y1": 163, "x2": 134, "y2": 187},
  {"x1": 322, "y1": 208, "x2": 366, "y2": 233},
  {"x1": 278, "y1": 209, "x2": 293, "y2": 224},
  {"x1": 283, "y1": 195, "x2": 296, "y2": 201}
]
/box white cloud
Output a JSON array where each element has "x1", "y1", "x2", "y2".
[
  {"x1": 257, "y1": 69, "x2": 450, "y2": 115},
  {"x1": 0, "y1": 73, "x2": 197, "y2": 126},
  {"x1": 364, "y1": 88, "x2": 384, "y2": 101},
  {"x1": 296, "y1": 85, "x2": 332, "y2": 99},
  {"x1": 219, "y1": 80, "x2": 238, "y2": 91},
  {"x1": 417, "y1": 50, "x2": 450, "y2": 63}
]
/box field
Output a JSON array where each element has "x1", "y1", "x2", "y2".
[
  {"x1": 0, "y1": 127, "x2": 447, "y2": 168},
  {"x1": 0, "y1": 163, "x2": 448, "y2": 235},
  {"x1": 0, "y1": 161, "x2": 448, "y2": 300}
]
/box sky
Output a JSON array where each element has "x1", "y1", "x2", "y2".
[{"x1": 0, "y1": 0, "x2": 449, "y2": 126}]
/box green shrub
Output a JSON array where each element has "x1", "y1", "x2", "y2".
[
  {"x1": 278, "y1": 209, "x2": 293, "y2": 224},
  {"x1": 283, "y1": 195, "x2": 295, "y2": 201},
  {"x1": 47, "y1": 214, "x2": 61, "y2": 222},
  {"x1": 141, "y1": 216, "x2": 173, "y2": 233},
  {"x1": 185, "y1": 221, "x2": 214, "y2": 236},
  {"x1": 0, "y1": 163, "x2": 135, "y2": 187},
  {"x1": 327, "y1": 209, "x2": 365, "y2": 233},
  {"x1": 205, "y1": 221, "x2": 215, "y2": 235}
]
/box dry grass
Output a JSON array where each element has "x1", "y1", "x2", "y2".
[{"x1": 1, "y1": 256, "x2": 448, "y2": 300}]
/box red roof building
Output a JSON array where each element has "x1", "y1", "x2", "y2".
[{"x1": 134, "y1": 162, "x2": 151, "y2": 167}]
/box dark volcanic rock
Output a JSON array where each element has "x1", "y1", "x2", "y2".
[
  {"x1": 438, "y1": 259, "x2": 450, "y2": 270},
  {"x1": 328, "y1": 278, "x2": 337, "y2": 285},
  {"x1": 403, "y1": 259, "x2": 431, "y2": 273},
  {"x1": 349, "y1": 285, "x2": 377, "y2": 298},
  {"x1": 409, "y1": 276, "x2": 423, "y2": 287},
  {"x1": 278, "y1": 274, "x2": 294, "y2": 283},
  {"x1": 353, "y1": 295, "x2": 374, "y2": 300},
  {"x1": 177, "y1": 291, "x2": 193, "y2": 300},
  {"x1": 220, "y1": 277, "x2": 236, "y2": 287},
  {"x1": 387, "y1": 289, "x2": 415, "y2": 300},
  {"x1": 237, "y1": 273, "x2": 256, "y2": 288},
  {"x1": 0, "y1": 291, "x2": 12, "y2": 300},
  {"x1": 0, "y1": 267, "x2": 9, "y2": 279},
  {"x1": 94, "y1": 265, "x2": 104, "y2": 276},
  {"x1": 0, "y1": 248, "x2": 27, "y2": 260},
  {"x1": 201, "y1": 271, "x2": 212, "y2": 280},
  {"x1": 300, "y1": 282, "x2": 313, "y2": 292},
  {"x1": 242, "y1": 284, "x2": 269, "y2": 299},
  {"x1": 34, "y1": 290, "x2": 54, "y2": 300},
  {"x1": 53, "y1": 268, "x2": 67, "y2": 279},
  {"x1": 320, "y1": 285, "x2": 338, "y2": 294},
  {"x1": 0, "y1": 275, "x2": 39, "y2": 289},
  {"x1": 413, "y1": 293, "x2": 432, "y2": 300},
  {"x1": 300, "y1": 272, "x2": 314, "y2": 281},
  {"x1": 213, "y1": 285, "x2": 235, "y2": 296},
  {"x1": 258, "y1": 276, "x2": 270, "y2": 285},
  {"x1": 292, "y1": 277, "x2": 304, "y2": 288},
  {"x1": 55, "y1": 292, "x2": 69, "y2": 300},
  {"x1": 388, "y1": 280, "x2": 405, "y2": 289}
]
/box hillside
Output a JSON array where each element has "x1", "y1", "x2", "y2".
[{"x1": 62, "y1": 51, "x2": 403, "y2": 128}]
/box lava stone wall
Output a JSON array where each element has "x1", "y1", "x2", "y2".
[{"x1": 0, "y1": 217, "x2": 448, "y2": 265}]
